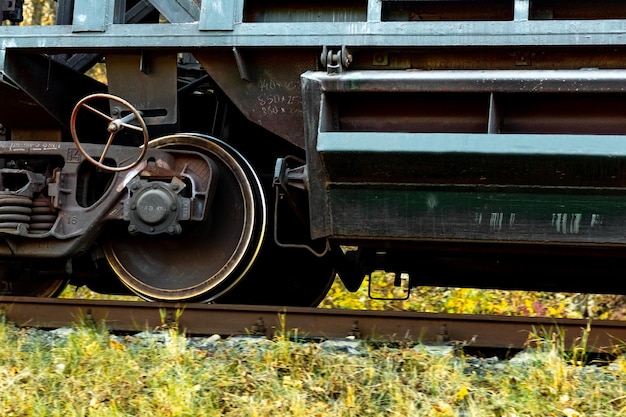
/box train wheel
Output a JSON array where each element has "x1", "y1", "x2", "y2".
[
  {"x1": 0, "y1": 271, "x2": 67, "y2": 297},
  {"x1": 216, "y1": 181, "x2": 336, "y2": 307},
  {"x1": 216, "y1": 241, "x2": 337, "y2": 307},
  {"x1": 103, "y1": 134, "x2": 266, "y2": 302}
]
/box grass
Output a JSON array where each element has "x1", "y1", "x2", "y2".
[
  {"x1": 45, "y1": 276, "x2": 626, "y2": 415},
  {"x1": 0, "y1": 314, "x2": 625, "y2": 416}
]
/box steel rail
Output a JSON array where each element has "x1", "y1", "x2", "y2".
[{"x1": 0, "y1": 296, "x2": 624, "y2": 353}]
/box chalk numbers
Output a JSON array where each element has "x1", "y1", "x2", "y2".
[{"x1": 257, "y1": 79, "x2": 302, "y2": 117}]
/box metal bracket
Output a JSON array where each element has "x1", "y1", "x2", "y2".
[
  {"x1": 272, "y1": 157, "x2": 330, "y2": 258},
  {"x1": 273, "y1": 157, "x2": 308, "y2": 191},
  {"x1": 1, "y1": 0, "x2": 23, "y2": 23},
  {"x1": 106, "y1": 53, "x2": 178, "y2": 125},
  {"x1": 367, "y1": 271, "x2": 410, "y2": 301},
  {"x1": 72, "y1": 0, "x2": 116, "y2": 32},
  {"x1": 320, "y1": 46, "x2": 352, "y2": 74}
]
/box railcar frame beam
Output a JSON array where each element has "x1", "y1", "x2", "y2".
[{"x1": 2, "y1": 20, "x2": 626, "y2": 50}]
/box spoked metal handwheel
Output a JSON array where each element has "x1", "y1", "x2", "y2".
[
  {"x1": 70, "y1": 93, "x2": 149, "y2": 172},
  {"x1": 103, "y1": 134, "x2": 266, "y2": 302}
]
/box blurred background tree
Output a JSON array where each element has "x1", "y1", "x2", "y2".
[
  {"x1": 13, "y1": 0, "x2": 57, "y2": 26},
  {"x1": 1, "y1": 0, "x2": 56, "y2": 26},
  {"x1": 10, "y1": 0, "x2": 107, "y2": 81}
]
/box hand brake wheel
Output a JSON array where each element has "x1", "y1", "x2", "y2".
[{"x1": 70, "y1": 93, "x2": 149, "y2": 172}]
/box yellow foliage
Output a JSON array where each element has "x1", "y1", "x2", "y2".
[
  {"x1": 19, "y1": 0, "x2": 56, "y2": 26},
  {"x1": 455, "y1": 385, "x2": 469, "y2": 403},
  {"x1": 320, "y1": 274, "x2": 622, "y2": 319}
]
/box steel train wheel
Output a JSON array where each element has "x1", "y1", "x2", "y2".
[
  {"x1": 0, "y1": 273, "x2": 67, "y2": 297},
  {"x1": 216, "y1": 242, "x2": 337, "y2": 307},
  {"x1": 103, "y1": 134, "x2": 266, "y2": 302},
  {"x1": 217, "y1": 187, "x2": 337, "y2": 307}
]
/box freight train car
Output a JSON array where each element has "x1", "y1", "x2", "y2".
[{"x1": 1, "y1": 0, "x2": 626, "y2": 306}]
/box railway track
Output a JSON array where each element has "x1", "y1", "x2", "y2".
[{"x1": 1, "y1": 296, "x2": 625, "y2": 354}]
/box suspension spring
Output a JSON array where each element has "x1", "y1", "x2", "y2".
[
  {"x1": 0, "y1": 194, "x2": 32, "y2": 232},
  {"x1": 29, "y1": 195, "x2": 57, "y2": 234}
]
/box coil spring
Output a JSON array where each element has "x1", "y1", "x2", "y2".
[
  {"x1": 30, "y1": 195, "x2": 57, "y2": 234},
  {"x1": 0, "y1": 194, "x2": 32, "y2": 232}
]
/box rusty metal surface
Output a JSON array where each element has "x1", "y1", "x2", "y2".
[
  {"x1": 1, "y1": 296, "x2": 624, "y2": 353},
  {"x1": 195, "y1": 49, "x2": 317, "y2": 148}
]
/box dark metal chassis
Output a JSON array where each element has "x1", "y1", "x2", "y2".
[{"x1": 0, "y1": 141, "x2": 213, "y2": 258}]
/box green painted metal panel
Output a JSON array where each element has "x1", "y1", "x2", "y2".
[
  {"x1": 1, "y1": 19, "x2": 626, "y2": 49},
  {"x1": 72, "y1": 0, "x2": 114, "y2": 33},
  {"x1": 317, "y1": 132, "x2": 626, "y2": 157},
  {"x1": 200, "y1": 0, "x2": 236, "y2": 30},
  {"x1": 327, "y1": 187, "x2": 626, "y2": 243}
]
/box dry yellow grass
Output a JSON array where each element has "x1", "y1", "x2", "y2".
[{"x1": 0, "y1": 315, "x2": 625, "y2": 416}]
